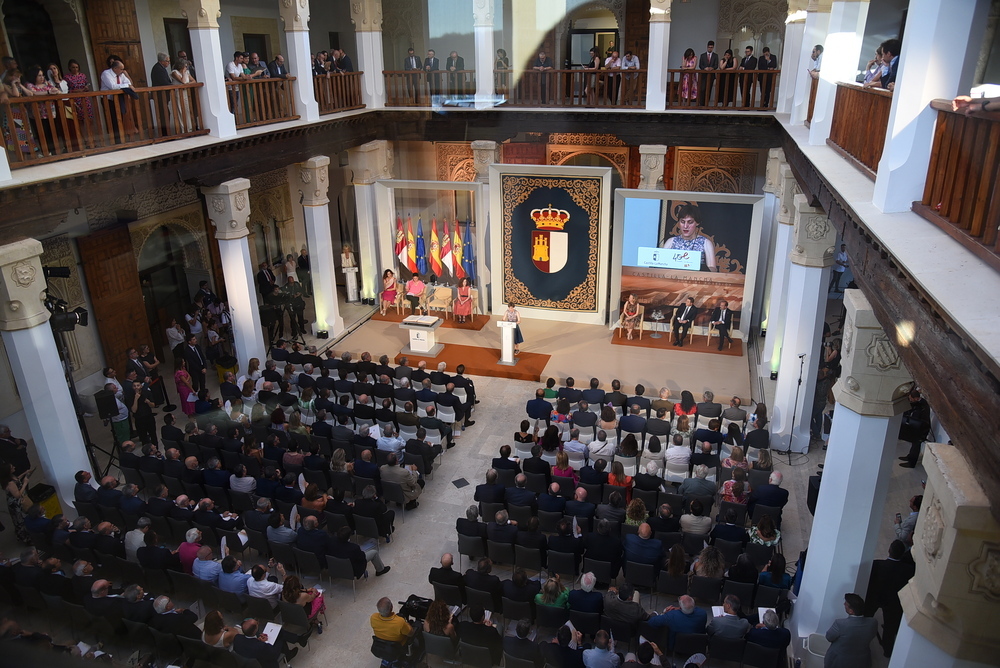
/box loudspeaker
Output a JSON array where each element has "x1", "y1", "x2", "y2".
[{"x1": 94, "y1": 389, "x2": 119, "y2": 421}]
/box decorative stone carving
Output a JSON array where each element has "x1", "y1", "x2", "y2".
[
  {"x1": 898, "y1": 443, "x2": 1000, "y2": 663},
  {"x1": 673, "y1": 148, "x2": 759, "y2": 194},
  {"x1": 548, "y1": 146, "x2": 628, "y2": 183},
  {"x1": 719, "y1": 0, "x2": 788, "y2": 38},
  {"x1": 0, "y1": 239, "x2": 49, "y2": 331},
  {"x1": 350, "y1": 0, "x2": 383, "y2": 32},
  {"x1": 762, "y1": 148, "x2": 785, "y2": 194},
  {"x1": 278, "y1": 0, "x2": 309, "y2": 32},
  {"x1": 790, "y1": 194, "x2": 834, "y2": 267},
  {"x1": 777, "y1": 164, "x2": 801, "y2": 226},
  {"x1": 549, "y1": 133, "x2": 626, "y2": 146},
  {"x1": 638, "y1": 145, "x2": 667, "y2": 190},
  {"x1": 472, "y1": 0, "x2": 493, "y2": 27},
  {"x1": 86, "y1": 182, "x2": 200, "y2": 231},
  {"x1": 178, "y1": 0, "x2": 221, "y2": 29},
  {"x1": 298, "y1": 156, "x2": 331, "y2": 207},
  {"x1": 435, "y1": 143, "x2": 475, "y2": 182},
  {"x1": 471, "y1": 140, "x2": 499, "y2": 184},
  {"x1": 201, "y1": 179, "x2": 252, "y2": 240},
  {"x1": 128, "y1": 204, "x2": 211, "y2": 272},
  {"x1": 832, "y1": 289, "x2": 912, "y2": 417},
  {"x1": 650, "y1": 0, "x2": 672, "y2": 22},
  {"x1": 349, "y1": 140, "x2": 394, "y2": 185}
]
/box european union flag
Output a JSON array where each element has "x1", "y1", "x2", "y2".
[
  {"x1": 462, "y1": 220, "x2": 476, "y2": 281},
  {"x1": 416, "y1": 218, "x2": 428, "y2": 275}
]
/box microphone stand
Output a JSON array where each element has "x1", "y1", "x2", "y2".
[{"x1": 785, "y1": 353, "x2": 807, "y2": 466}]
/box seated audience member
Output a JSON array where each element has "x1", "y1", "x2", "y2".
[
  {"x1": 464, "y1": 557, "x2": 503, "y2": 610},
  {"x1": 588, "y1": 429, "x2": 615, "y2": 460},
  {"x1": 623, "y1": 523, "x2": 662, "y2": 568},
  {"x1": 192, "y1": 545, "x2": 223, "y2": 584},
  {"x1": 722, "y1": 445, "x2": 750, "y2": 470},
  {"x1": 503, "y1": 619, "x2": 541, "y2": 665},
  {"x1": 514, "y1": 420, "x2": 536, "y2": 444},
  {"x1": 583, "y1": 519, "x2": 622, "y2": 575},
  {"x1": 599, "y1": 406, "x2": 619, "y2": 432},
  {"x1": 727, "y1": 553, "x2": 759, "y2": 584},
  {"x1": 596, "y1": 490, "x2": 627, "y2": 524},
  {"x1": 749, "y1": 513, "x2": 782, "y2": 548},
  {"x1": 648, "y1": 503, "x2": 681, "y2": 534},
  {"x1": 584, "y1": 630, "x2": 619, "y2": 668},
  {"x1": 515, "y1": 516, "x2": 547, "y2": 562},
  {"x1": 475, "y1": 469, "x2": 506, "y2": 503},
  {"x1": 522, "y1": 445, "x2": 552, "y2": 483},
  {"x1": 747, "y1": 471, "x2": 788, "y2": 523},
  {"x1": 233, "y1": 617, "x2": 298, "y2": 668},
  {"x1": 266, "y1": 511, "x2": 297, "y2": 544},
  {"x1": 711, "y1": 508, "x2": 748, "y2": 545},
  {"x1": 691, "y1": 440, "x2": 720, "y2": 470},
  {"x1": 526, "y1": 389, "x2": 553, "y2": 422},
  {"x1": 428, "y1": 552, "x2": 464, "y2": 593},
  {"x1": 248, "y1": 562, "x2": 286, "y2": 606},
  {"x1": 492, "y1": 444, "x2": 521, "y2": 471},
  {"x1": 697, "y1": 391, "x2": 723, "y2": 418},
  {"x1": 330, "y1": 524, "x2": 391, "y2": 577},
  {"x1": 758, "y1": 553, "x2": 791, "y2": 589},
  {"x1": 679, "y1": 464, "x2": 716, "y2": 497},
  {"x1": 625, "y1": 498, "x2": 648, "y2": 526},
  {"x1": 535, "y1": 575, "x2": 570, "y2": 609},
  {"x1": 506, "y1": 474, "x2": 538, "y2": 509},
  {"x1": 565, "y1": 487, "x2": 596, "y2": 524},
  {"x1": 150, "y1": 595, "x2": 200, "y2": 639},
  {"x1": 502, "y1": 567, "x2": 541, "y2": 602},
  {"x1": 691, "y1": 545, "x2": 726, "y2": 579},
  {"x1": 422, "y1": 599, "x2": 457, "y2": 641},
  {"x1": 746, "y1": 609, "x2": 791, "y2": 651},
  {"x1": 640, "y1": 435, "x2": 664, "y2": 470},
  {"x1": 647, "y1": 595, "x2": 708, "y2": 649},
  {"x1": 568, "y1": 571, "x2": 603, "y2": 613},
  {"x1": 458, "y1": 606, "x2": 503, "y2": 665},
  {"x1": 603, "y1": 582, "x2": 649, "y2": 626},
  {"x1": 457, "y1": 504, "x2": 488, "y2": 543},
  {"x1": 720, "y1": 468, "x2": 751, "y2": 505},
  {"x1": 219, "y1": 555, "x2": 252, "y2": 597},
  {"x1": 548, "y1": 518, "x2": 584, "y2": 567},
  {"x1": 138, "y1": 532, "x2": 181, "y2": 571},
  {"x1": 178, "y1": 528, "x2": 202, "y2": 573},
  {"x1": 680, "y1": 500, "x2": 712, "y2": 535},
  {"x1": 616, "y1": 433, "x2": 640, "y2": 458},
  {"x1": 552, "y1": 451, "x2": 578, "y2": 486},
  {"x1": 665, "y1": 433, "x2": 692, "y2": 471},
  {"x1": 606, "y1": 461, "x2": 632, "y2": 502},
  {"x1": 487, "y1": 509, "x2": 518, "y2": 544},
  {"x1": 354, "y1": 484, "x2": 396, "y2": 540},
  {"x1": 624, "y1": 641, "x2": 666, "y2": 667},
  {"x1": 707, "y1": 594, "x2": 750, "y2": 638},
  {"x1": 633, "y1": 461, "x2": 665, "y2": 492},
  {"x1": 557, "y1": 377, "x2": 582, "y2": 404},
  {"x1": 664, "y1": 544, "x2": 688, "y2": 578},
  {"x1": 540, "y1": 625, "x2": 587, "y2": 667},
  {"x1": 538, "y1": 482, "x2": 567, "y2": 513}
]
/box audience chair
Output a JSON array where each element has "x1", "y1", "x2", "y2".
[
  {"x1": 353, "y1": 476, "x2": 376, "y2": 498},
  {"x1": 507, "y1": 504, "x2": 533, "y2": 527},
  {"x1": 381, "y1": 480, "x2": 410, "y2": 522},
  {"x1": 524, "y1": 472, "x2": 548, "y2": 494},
  {"x1": 689, "y1": 575, "x2": 723, "y2": 605},
  {"x1": 457, "y1": 533, "x2": 486, "y2": 571},
  {"x1": 330, "y1": 471, "x2": 354, "y2": 496},
  {"x1": 662, "y1": 460, "x2": 690, "y2": 484},
  {"x1": 673, "y1": 633, "x2": 709, "y2": 664},
  {"x1": 632, "y1": 487, "x2": 659, "y2": 511},
  {"x1": 293, "y1": 547, "x2": 325, "y2": 581},
  {"x1": 682, "y1": 532, "x2": 709, "y2": 556},
  {"x1": 504, "y1": 652, "x2": 536, "y2": 668},
  {"x1": 582, "y1": 557, "x2": 616, "y2": 584},
  {"x1": 745, "y1": 542, "x2": 775, "y2": 569},
  {"x1": 302, "y1": 469, "x2": 330, "y2": 492},
  {"x1": 709, "y1": 635, "x2": 746, "y2": 663},
  {"x1": 403, "y1": 452, "x2": 431, "y2": 479},
  {"x1": 244, "y1": 528, "x2": 270, "y2": 559},
  {"x1": 569, "y1": 609, "x2": 601, "y2": 637},
  {"x1": 398, "y1": 423, "x2": 418, "y2": 440},
  {"x1": 495, "y1": 468, "x2": 517, "y2": 488},
  {"x1": 433, "y1": 582, "x2": 465, "y2": 607},
  {"x1": 244, "y1": 594, "x2": 278, "y2": 622},
  {"x1": 750, "y1": 504, "x2": 783, "y2": 527},
  {"x1": 424, "y1": 631, "x2": 459, "y2": 663},
  {"x1": 514, "y1": 544, "x2": 545, "y2": 575},
  {"x1": 566, "y1": 451, "x2": 587, "y2": 471},
  {"x1": 144, "y1": 568, "x2": 171, "y2": 597},
  {"x1": 578, "y1": 482, "x2": 603, "y2": 502},
  {"x1": 424, "y1": 427, "x2": 443, "y2": 446},
  {"x1": 269, "y1": 541, "x2": 298, "y2": 572},
  {"x1": 327, "y1": 554, "x2": 363, "y2": 601},
  {"x1": 513, "y1": 443, "x2": 533, "y2": 460},
  {"x1": 478, "y1": 501, "x2": 505, "y2": 523},
  {"x1": 465, "y1": 586, "x2": 501, "y2": 613},
  {"x1": 718, "y1": 500, "x2": 748, "y2": 526},
  {"x1": 748, "y1": 468, "x2": 772, "y2": 491},
  {"x1": 177, "y1": 635, "x2": 213, "y2": 663},
  {"x1": 722, "y1": 580, "x2": 756, "y2": 616},
  {"x1": 742, "y1": 641, "x2": 783, "y2": 668},
  {"x1": 148, "y1": 626, "x2": 185, "y2": 665},
  {"x1": 277, "y1": 600, "x2": 314, "y2": 646},
  {"x1": 613, "y1": 455, "x2": 637, "y2": 476},
  {"x1": 707, "y1": 321, "x2": 733, "y2": 349},
  {"x1": 501, "y1": 596, "x2": 533, "y2": 624},
  {"x1": 534, "y1": 603, "x2": 570, "y2": 632},
  {"x1": 624, "y1": 561, "x2": 656, "y2": 593},
  {"x1": 487, "y1": 539, "x2": 515, "y2": 566},
  {"x1": 457, "y1": 640, "x2": 494, "y2": 668},
  {"x1": 72, "y1": 500, "x2": 100, "y2": 524},
  {"x1": 353, "y1": 515, "x2": 384, "y2": 551},
  {"x1": 545, "y1": 550, "x2": 578, "y2": 580},
  {"x1": 657, "y1": 571, "x2": 688, "y2": 597},
  {"x1": 537, "y1": 509, "x2": 563, "y2": 534},
  {"x1": 754, "y1": 584, "x2": 786, "y2": 611},
  {"x1": 714, "y1": 539, "x2": 744, "y2": 568}
]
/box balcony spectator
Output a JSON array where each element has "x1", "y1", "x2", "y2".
[
  {"x1": 620, "y1": 50, "x2": 640, "y2": 106},
  {"x1": 697, "y1": 41, "x2": 719, "y2": 105},
  {"x1": 99, "y1": 57, "x2": 138, "y2": 142},
  {"x1": 879, "y1": 39, "x2": 901, "y2": 91},
  {"x1": 604, "y1": 49, "x2": 621, "y2": 104},
  {"x1": 46, "y1": 63, "x2": 68, "y2": 93},
  {"x1": 170, "y1": 59, "x2": 195, "y2": 133},
  {"x1": 953, "y1": 95, "x2": 1000, "y2": 115},
  {"x1": 680, "y1": 48, "x2": 698, "y2": 104},
  {"x1": 807, "y1": 44, "x2": 823, "y2": 80},
  {"x1": 737, "y1": 46, "x2": 757, "y2": 107},
  {"x1": 150, "y1": 53, "x2": 172, "y2": 87},
  {"x1": 268, "y1": 55, "x2": 288, "y2": 79},
  {"x1": 177, "y1": 50, "x2": 196, "y2": 80},
  {"x1": 333, "y1": 48, "x2": 354, "y2": 74},
  {"x1": 445, "y1": 51, "x2": 464, "y2": 94},
  {"x1": 532, "y1": 50, "x2": 554, "y2": 103},
  {"x1": 247, "y1": 53, "x2": 269, "y2": 79},
  {"x1": 862, "y1": 46, "x2": 888, "y2": 88},
  {"x1": 64, "y1": 59, "x2": 93, "y2": 123},
  {"x1": 758, "y1": 47, "x2": 777, "y2": 107}
]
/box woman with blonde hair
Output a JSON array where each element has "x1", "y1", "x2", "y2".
[
  {"x1": 722, "y1": 445, "x2": 750, "y2": 470},
  {"x1": 534, "y1": 575, "x2": 570, "y2": 608},
  {"x1": 552, "y1": 451, "x2": 578, "y2": 485},
  {"x1": 754, "y1": 448, "x2": 773, "y2": 471},
  {"x1": 691, "y1": 545, "x2": 725, "y2": 579},
  {"x1": 625, "y1": 497, "x2": 647, "y2": 526}
]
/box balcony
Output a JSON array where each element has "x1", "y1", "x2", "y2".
[
  {"x1": 384, "y1": 70, "x2": 476, "y2": 107},
  {"x1": 827, "y1": 82, "x2": 892, "y2": 177},
  {"x1": 2, "y1": 83, "x2": 207, "y2": 169},
  {"x1": 499, "y1": 69, "x2": 647, "y2": 108},
  {"x1": 663, "y1": 69, "x2": 779, "y2": 110},
  {"x1": 225, "y1": 77, "x2": 299, "y2": 129},
  {"x1": 314, "y1": 72, "x2": 366, "y2": 114},
  {"x1": 914, "y1": 100, "x2": 1000, "y2": 271}
]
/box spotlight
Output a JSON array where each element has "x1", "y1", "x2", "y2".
[
  {"x1": 317, "y1": 330, "x2": 329, "y2": 339},
  {"x1": 43, "y1": 266, "x2": 71, "y2": 279},
  {"x1": 50, "y1": 306, "x2": 89, "y2": 332},
  {"x1": 769, "y1": 371, "x2": 778, "y2": 381},
  {"x1": 760, "y1": 328, "x2": 767, "y2": 338}
]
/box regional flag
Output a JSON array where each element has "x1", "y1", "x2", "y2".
[
  {"x1": 416, "y1": 218, "x2": 428, "y2": 275},
  {"x1": 440, "y1": 219, "x2": 453, "y2": 276},
  {"x1": 395, "y1": 215, "x2": 406, "y2": 267},
  {"x1": 453, "y1": 219, "x2": 466, "y2": 279},
  {"x1": 429, "y1": 218, "x2": 443, "y2": 277},
  {"x1": 406, "y1": 216, "x2": 418, "y2": 272}
]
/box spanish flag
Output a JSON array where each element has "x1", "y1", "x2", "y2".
[
  {"x1": 429, "y1": 217, "x2": 443, "y2": 277},
  {"x1": 395, "y1": 215, "x2": 407, "y2": 267},
  {"x1": 452, "y1": 219, "x2": 466, "y2": 279},
  {"x1": 406, "y1": 216, "x2": 418, "y2": 272},
  {"x1": 440, "y1": 219, "x2": 453, "y2": 276}
]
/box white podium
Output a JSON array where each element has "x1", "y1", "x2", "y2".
[
  {"x1": 400, "y1": 315, "x2": 444, "y2": 357},
  {"x1": 497, "y1": 320, "x2": 518, "y2": 366},
  {"x1": 343, "y1": 266, "x2": 359, "y2": 302}
]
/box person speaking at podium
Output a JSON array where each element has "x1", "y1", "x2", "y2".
[
  {"x1": 660, "y1": 204, "x2": 718, "y2": 272},
  {"x1": 504, "y1": 303, "x2": 523, "y2": 355}
]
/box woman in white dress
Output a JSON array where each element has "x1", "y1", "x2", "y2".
[{"x1": 170, "y1": 58, "x2": 195, "y2": 132}]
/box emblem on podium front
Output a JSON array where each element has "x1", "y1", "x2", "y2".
[{"x1": 530, "y1": 204, "x2": 569, "y2": 273}]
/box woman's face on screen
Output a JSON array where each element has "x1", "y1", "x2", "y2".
[{"x1": 677, "y1": 215, "x2": 699, "y2": 239}]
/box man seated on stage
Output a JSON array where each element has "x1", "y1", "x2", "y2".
[
  {"x1": 710, "y1": 300, "x2": 734, "y2": 350},
  {"x1": 673, "y1": 297, "x2": 698, "y2": 347}
]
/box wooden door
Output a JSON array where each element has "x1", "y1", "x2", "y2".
[
  {"x1": 77, "y1": 226, "x2": 152, "y2": 373},
  {"x1": 85, "y1": 0, "x2": 147, "y2": 86}
]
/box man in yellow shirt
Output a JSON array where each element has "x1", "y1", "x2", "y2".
[{"x1": 370, "y1": 597, "x2": 413, "y2": 646}]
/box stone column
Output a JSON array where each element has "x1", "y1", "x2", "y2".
[
  {"x1": 179, "y1": 0, "x2": 237, "y2": 138},
  {"x1": 471, "y1": 140, "x2": 499, "y2": 305},
  {"x1": 794, "y1": 289, "x2": 912, "y2": 640},
  {"x1": 473, "y1": 0, "x2": 495, "y2": 109},
  {"x1": 350, "y1": 0, "x2": 385, "y2": 109},
  {"x1": 637, "y1": 145, "x2": 667, "y2": 190},
  {"x1": 201, "y1": 179, "x2": 266, "y2": 368},
  {"x1": 297, "y1": 156, "x2": 345, "y2": 337},
  {"x1": 771, "y1": 194, "x2": 835, "y2": 453},
  {"x1": 349, "y1": 140, "x2": 394, "y2": 301},
  {"x1": 791, "y1": 0, "x2": 832, "y2": 125},
  {"x1": 0, "y1": 239, "x2": 93, "y2": 512},
  {"x1": 645, "y1": 0, "x2": 671, "y2": 111},
  {"x1": 807, "y1": 0, "x2": 870, "y2": 145},
  {"x1": 888, "y1": 443, "x2": 1000, "y2": 667},
  {"x1": 278, "y1": 0, "x2": 319, "y2": 122},
  {"x1": 777, "y1": 4, "x2": 807, "y2": 114},
  {"x1": 873, "y1": 0, "x2": 989, "y2": 213},
  {"x1": 760, "y1": 164, "x2": 800, "y2": 377}
]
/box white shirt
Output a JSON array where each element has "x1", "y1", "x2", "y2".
[
  {"x1": 665, "y1": 445, "x2": 691, "y2": 468},
  {"x1": 588, "y1": 439, "x2": 615, "y2": 459},
  {"x1": 99, "y1": 68, "x2": 133, "y2": 91},
  {"x1": 226, "y1": 61, "x2": 243, "y2": 80},
  {"x1": 834, "y1": 251, "x2": 848, "y2": 272},
  {"x1": 248, "y1": 576, "x2": 284, "y2": 605},
  {"x1": 604, "y1": 56, "x2": 621, "y2": 69},
  {"x1": 166, "y1": 326, "x2": 186, "y2": 349},
  {"x1": 621, "y1": 55, "x2": 640, "y2": 70},
  {"x1": 124, "y1": 528, "x2": 146, "y2": 562}
]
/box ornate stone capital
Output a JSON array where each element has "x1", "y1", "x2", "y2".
[
  {"x1": 178, "y1": 0, "x2": 221, "y2": 29},
  {"x1": 350, "y1": 0, "x2": 383, "y2": 32},
  {"x1": 201, "y1": 179, "x2": 252, "y2": 241},
  {"x1": 898, "y1": 443, "x2": 1000, "y2": 663},
  {"x1": 471, "y1": 140, "x2": 499, "y2": 184},
  {"x1": 349, "y1": 140, "x2": 394, "y2": 185},
  {"x1": 790, "y1": 194, "x2": 835, "y2": 267},
  {"x1": 278, "y1": 0, "x2": 310, "y2": 32},
  {"x1": 649, "y1": 0, "x2": 672, "y2": 22},
  {"x1": 637, "y1": 145, "x2": 667, "y2": 190},
  {"x1": 0, "y1": 239, "x2": 49, "y2": 331},
  {"x1": 472, "y1": 0, "x2": 494, "y2": 27},
  {"x1": 777, "y1": 165, "x2": 800, "y2": 226},
  {"x1": 832, "y1": 289, "x2": 912, "y2": 416},
  {"x1": 762, "y1": 148, "x2": 786, "y2": 195},
  {"x1": 298, "y1": 156, "x2": 330, "y2": 207}
]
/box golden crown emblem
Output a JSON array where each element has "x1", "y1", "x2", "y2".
[{"x1": 531, "y1": 204, "x2": 570, "y2": 231}]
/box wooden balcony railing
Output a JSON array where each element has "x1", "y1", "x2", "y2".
[
  {"x1": 314, "y1": 71, "x2": 365, "y2": 114},
  {"x1": 913, "y1": 100, "x2": 1000, "y2": 271},
  {"x1": 225, "y1": 77, "x2": 298, "y2": 128},
  {"x1": 664, "y1": 69, "x2": 778, "y2": 110},
  {"x1": 805, "y1": 76, "x2": 819, "y2": 125},
  {"x1": 383, "y1": 70, "x2": 476, "y2": 106},
  {"x1": 1, "y1": 83, "x2": 207, "y2": 168},
  {"x1": 827, "y1": 82, "x2": 893, "y2": 178},
  {"x1": 500, "y1": 69, "x2": 647, "y2": 108}
]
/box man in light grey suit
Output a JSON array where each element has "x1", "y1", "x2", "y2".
[
  {"x1": 824, "y1": 593, "x2": 878, "y2": 667},
  {"x1": 707, "y1": 594, "x2": 750, "y2": 639}
]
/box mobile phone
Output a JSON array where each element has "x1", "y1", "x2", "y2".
[{"x1": 895, "y1": 513, "x2": 902, "y2": 523}]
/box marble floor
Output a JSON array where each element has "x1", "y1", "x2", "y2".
[{"x1": 0, "y1": 305, "x2": 928, "y2": 668}]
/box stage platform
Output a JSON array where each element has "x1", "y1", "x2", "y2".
[
  {"x1": 371, "y1": 310, "x2": 489, "y2": 331},
  {"x1": 333, "y1": 314, "x2": 753, "y2": 402},
  {"x1": 610, "y1": 329, "x2": 743, "y2": 357}
]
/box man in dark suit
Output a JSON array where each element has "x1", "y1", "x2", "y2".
[
  {"x1": 444, "y1": 50, "x2": 466, "y2": 93},
  {"x1": 402, "y1": 48, "x2": 422, "y2": 101},
  {"x1": 522, "y1": 445, "x2": 551, "y2": 483},
  {"x1": 138, "y1": 532, "x2": 181, "y2": 571},
  {"x1": 880, "y1": 39, "x2": 901, "y2": 90},
  {"x1": 464, "y1": 557, "x2": 503, "y2": 609},
  {"x1": 93, "y1": 522, "x2": 125, "y2": 558},
  {"x1": 475, "y1": 469, "x2": 506, "y2": 504},
  {"x1": 757, "y1": 47, "x2": 778, "y2": 106},
  {"x1": 256, "y1": 261, "x2": 276, "y2": 297},
  {"x1": 579, "y1": 458, "x2": 609, "y2": 485},
  {"x1": 548, "y1": 519, "x2": 584, "y2": 569},
  {"x1": 744, "y1": 418, "x2": 771, "y2": 451},
  {"x1": 898, "y1": 389, "x2": 931, "y2": 468},
  {"x1": 619, "y1": 404, "x2": 647, "y2": 439},
  {"x1": 738, "y1": 45, "x2": 758, "y2": 106},
  {"x1": 424, "y1": 49, "x2": 441, "y2": 94},
  {"x1": 146, "y1": 484, "x2": 173, "y2": 516},
  {"x1": 526, "y1": 388, "x2": 553, "y2": 423},
  {"x1": 627, "y1": 384, "x2": 651, "y2": 416},
  {"x1": 84, "y1": 579, "x2": 125, "y2": 620},
  {"x1": 673, "y1": 297, "x2": 698, "y2": 347},
  {"x1": 438, "y1": 384, "x2": 474, "y2": 427},
  {"x1": 646, "y1": 407, "x2": 672, "y2": 438},
  {"x1": 710, "y1": 509, "x2": 748, "y2": 545},
  {"x1": 864, "y1": 540, "x2": 915, "y2": 657},
  {"x1": 505, "y1": 474, "x2": 537, "y2": 509},
  {"x1": 353, "y1": 484, "x2": 395, "y2": 539},
  {"x1": 267, "y1": 54, "x2": 288, "y2": 78},
  {"x1": 583, "y1": 519, "x2": 623, "y2": 575},
  {"x1": 405, "y1": 427, "x2": 439, "y2": 474},
  {"x1": 410, "y1": 360, "x2": 429, "y2": 385},
  {"x1": 633, "y1": 461, "x2": 665, "y2": 492},
  {"x1": 38, "y1": 559, "x2": 75, "y2": 601},
  {"x1": 648, "y1": 503, "x2": 681, "y2": 534},
  {"x1": 557, "y1": 377, "x2": 582, "y2": 404},
  {"x1": 747, "y1": 471, "x2": 789, "y2": 527},
  {"x1": 537, "y1": 482, "x2": 566, "y2": 513},
  {"x1": 503, "y1": 619, "x2": 541, "y2": 665},
  {"x1": 581, "y1": 378, "x2": 605, "y2": 406},
  {"x1": 565, "y1": 487, "x2": 596, "y2": 526},
  {"x1": 161, "y1": 414, "x2": 184, "y2": 443},
  {"x1": 457, "y1": 505, "x2": 488, "y2": 544},
  {"x1": 605, "y1": 379, "x2": 628, "y2": 409},
  {"x1": 233, "y1": 618, "x2": 297, "y2": 668},
  {"x1": 491, "y1": 445, "x2": 521, "y2": 472},
  {"x1": 502, "y1": 567, "x2": 541, "y2": 602},
  {"x1": 571, "y1": 401, "x2": 598, "y2": 429},
  {"x1": 698, "y1": 41, "x2": 720, "y2": 105},
  {"x1": 182, "y1": 334, "x2": 207, "y2": 392},
  {"x1": 487, "y1": 509, "x2": 519, "y2": 543},
  {"x1": 623, "y1": 523, "x2": 663, "y2": 568},
  {"x1": 458, "y1": 606, "x2": 503, "y2": 665},
  {"x1": 824, "y1": 593, "x2": 878, "y2": 668},
  {"x1": 428, "y1": 552, "x2": 464, "y2": 594},
  {"x1": 148, "y1": 53, "x2": 173, "y2": 136},
  {"x1": 710, "y1": 300, "x2": 734, "y2": 350}
]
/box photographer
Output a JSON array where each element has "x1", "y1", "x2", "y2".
[{"x1": 1, "y1": 462, "x2": 34, "y2": 543}]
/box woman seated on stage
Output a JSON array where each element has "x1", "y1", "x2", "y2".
[
  {"x1": 552, "y1": 451, "x2": 578, "y2": 485},
  {"x1": 620, "y1": 293, "x2": 642, "y2": 340},
  {"x1": 514, "y1": 420, "x2": 536, "y2": 444},
  {"x1": 454, "y1": 276, "x2": 474, "y2": 324},
  {"x1": 599, "y1": 405, "x2": 619, "y2": 431},
  {"x1": 405, "y1": 273, "x2": 428, "y2": 314},
  {"x1": 380, "y1": 269, "x2": 398, "y2": 315}
]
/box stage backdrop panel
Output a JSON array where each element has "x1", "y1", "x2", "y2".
[
  {"x1": 610, "y1": 190, "x2": 765, "y2": 338},
  {"x1": 489, "y1": 164, "x2": 612, "y2": 325}
]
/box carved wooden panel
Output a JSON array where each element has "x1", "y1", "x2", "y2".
[
  {"x1": 673, "y1": 148, "x2": 761, "y2": 194},
  {"x1": 77, "y1": 225, "x2": 152, "y2": 372},
  {"x1": 549, "y1": 133, "x2": 626, "y2": 146},
  {"x1": 85, "y1": 0, "x2": 147, "y2": 86},
  {"x1": 547, "y1": 145, "x2": 630, "y2": 183},
  {"x1": 501, "y1": 142, "x2": 546, "y2": 165},
  {"x1": 435, "y1": 143, "x2": 476, "y2": 182}
]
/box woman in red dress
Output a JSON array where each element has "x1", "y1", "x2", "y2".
[{"x1": 453, "y1": 276, "x2": 473, "y2": 324}]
